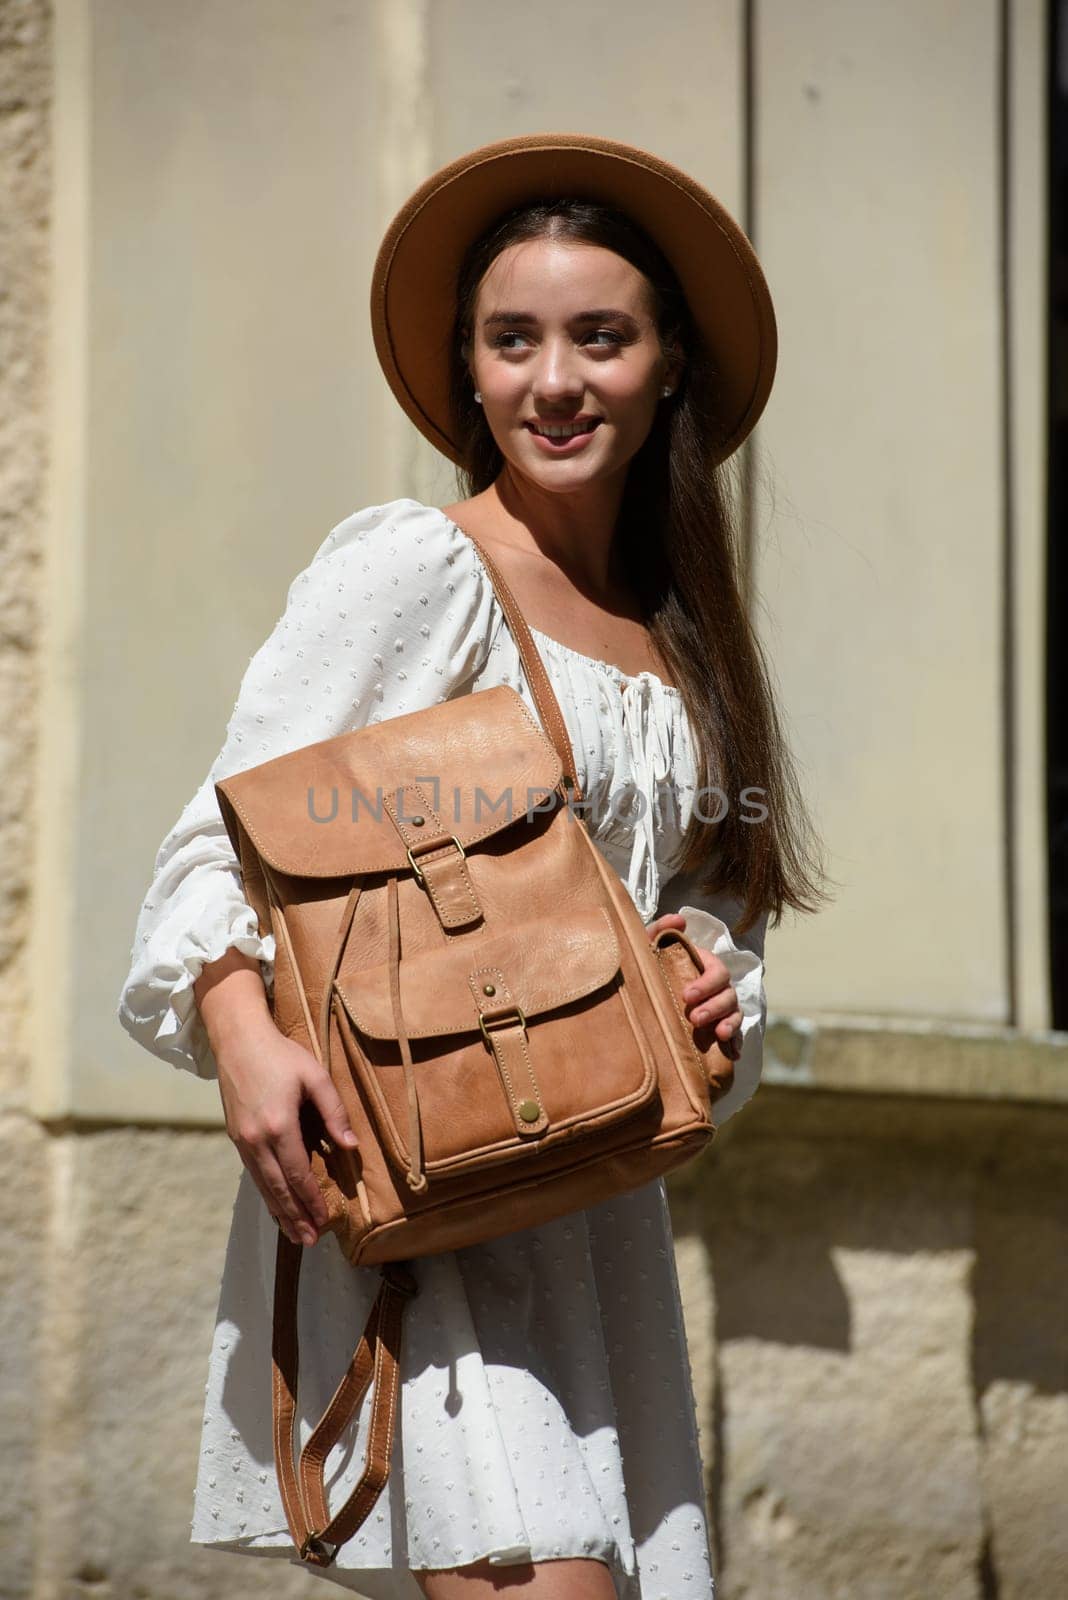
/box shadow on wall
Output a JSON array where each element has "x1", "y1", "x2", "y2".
[
  {"x1": 666, "y1": 1087, "x2": 1068, "y2": 1596},
  {"x1": 687, "y1": 1092, "x2": 1066, "y2": 1389}
]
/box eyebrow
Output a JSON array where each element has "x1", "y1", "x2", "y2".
[{"x1": 481, "y1": 308, "x2": 638, "y2": 328}]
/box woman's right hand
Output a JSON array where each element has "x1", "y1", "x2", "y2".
[
  {"x1": 216, "y1": 1024, "x2": 359, "y2": 1247},
  {"x1": 194, "y1": 947, "x2": 358, "y2": 1248}
]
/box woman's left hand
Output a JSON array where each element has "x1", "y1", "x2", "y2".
[{"x1": 646, "y1": 913, "x2": 744, "y2": 1059}]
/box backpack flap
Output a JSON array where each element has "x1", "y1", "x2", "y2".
[
  {"x1": 330, "y1": 906, "x2": 661, "y2": 1180},
  {"x1": 213, "y1": 684, "x2": 562, "y2": 881}
]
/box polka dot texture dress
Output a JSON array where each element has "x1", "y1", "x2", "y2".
[{"x1": 117, "y1": 499, "x2": 769, "y2": 1598}]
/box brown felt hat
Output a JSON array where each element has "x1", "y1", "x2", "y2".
[{"x1": 369, "y1": 131, "x2": 777, "y2": 469}]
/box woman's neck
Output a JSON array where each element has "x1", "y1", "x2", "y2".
[{"x1": 465, "y1": 471, "x2": 629, "y2": 599}]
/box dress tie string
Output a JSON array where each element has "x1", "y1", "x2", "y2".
[{"x1": 618, "y1": 675, "x2": 673, "y2": 922}]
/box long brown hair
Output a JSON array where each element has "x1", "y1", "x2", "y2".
[{"x1": 447, "y1": 198, "x2": 831, "y2": 936}]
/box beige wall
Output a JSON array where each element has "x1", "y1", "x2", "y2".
[
  {"x1": 5, "y1": 3, "x2": 1066, "y2": 1598},
  {"x1": 36, "y1": 0, "x2": 752, "y2": 1123},
  {"x1": 753, "y1": 0, "x2": 1007, "y2": 1020},
  {"x1": 38, "y1": 0, "x2": 392, "y2": 1120},
  {"x1": 34, "y1": 0, "x2": 1052, "y2": 1125}
]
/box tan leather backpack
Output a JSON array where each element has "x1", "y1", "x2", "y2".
[{"x1": 213, "y1": 533, "x2": 736, "y2": 1567}]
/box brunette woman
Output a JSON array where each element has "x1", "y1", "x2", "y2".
[{"x1": 119, "y1": 133, "x2": 827, "y2": 1600}]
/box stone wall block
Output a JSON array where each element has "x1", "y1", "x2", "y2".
[
  {"x1": 30, "y1": 1128, "x2": 312, "y2": 1600},
  {"x1": 0, "y1": 1113, "x2": 48, "y2": 1600},
  {"x1": 0, "y1": 0, "x2": 50, "y2": 1110}
]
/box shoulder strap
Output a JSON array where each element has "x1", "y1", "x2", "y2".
[
  {"x1": 272, "y1": 1233, "x2": 417, "y2": 1567},
  {"x1": 463, "y1": 532, "x2": 583, "y2": 804}
]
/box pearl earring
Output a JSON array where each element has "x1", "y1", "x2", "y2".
[
  {"x1": 661, "y1": 386, "x2": 673, "y2": 398},
  {"x1": 473, "y1": 390, "x2": 482, "y2": 404}
]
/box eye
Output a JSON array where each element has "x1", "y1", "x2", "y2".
[{"x1": 490, "y1": 328, "x2": 625, "y2": 350}]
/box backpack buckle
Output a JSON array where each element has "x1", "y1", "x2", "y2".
[
  {"x1": 300, "y1": 1532, "x2": 339, "y2": 1566},
  {"x1": 479, "y1": 1004, "x2": 527, "y2": 1047},
  {"x1": 406, "y1": 833, "x2": 466, "y2": 888}
]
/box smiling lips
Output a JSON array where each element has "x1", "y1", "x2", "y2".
[{"x1": 525, "y1": 418, "x2": 603, "y2": 439}]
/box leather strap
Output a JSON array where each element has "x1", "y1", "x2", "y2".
[
  {"x1": 467, "y1": 966, "x2": 547, "y2": 1137},
  {"x1": 463, "y1": 533, "x2": 585, "y2": 805},
  {"x1": 383, "y1": 783, "x2": 482, "y2": 931},
  {"x1": 267, "y1": 876, "x2": 420, "y2": 1570},
  {"x1": 387, "y1": 871, "x2": 428, "y2": 1193},
  {"x1": 272, "y1": 1233, "x2": 418, "y2": 1568}
]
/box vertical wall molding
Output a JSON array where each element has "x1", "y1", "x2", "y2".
[
  {"x1": 372, "y1": 0, "x2": 433, "y2": 498},
  {"x1": 1007, "y1": 0, "x2": 1052, "y2": 1029},
  {"x1": 30, "y1": 0, "x2": 90, "y2": 1118},
  {"x1": 740, "y1": 0, "x2": 758, "y2": 605},
  {"x1": 751, "y1": 0, "x2": 1006, "y2": 1019},
  {"x1": 999, "y1": 0, "x2": 1019, "y2": 1028}
]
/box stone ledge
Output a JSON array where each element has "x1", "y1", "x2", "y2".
[
  {"x1": 28, "y1": 1018, "x2": 1068, "y2": 1133},
  {"x1": 763, "y1": 1014, "x2": 1068, "y2": 1105}
]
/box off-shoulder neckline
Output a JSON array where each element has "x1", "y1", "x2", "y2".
[{"x1": 425, "y1": 502, "x2": 682, "y2": 698}]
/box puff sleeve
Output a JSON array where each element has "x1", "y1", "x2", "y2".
[
  {"x1": 654, "y1": 867, "x2": 769, "y2": 1124},
  {"x1": 116, "y1": 499, "x2": 497, "y2": 1081}
]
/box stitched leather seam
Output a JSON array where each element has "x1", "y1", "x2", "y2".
[
  {"x1": 479, "y1": 906, "x2": 617, "y2": 1007},
  {"x1": 218, "y1": 693, "x2": 563, "y2": 875},
  {"x1": 513, "y1": 1030, "x2": 542, "y2": 1119},
  {"x1": 262, "y1": 864, "x2": 321, "y2": 1061},
  {"x1": 335, "y1": 910, "x2": 621, "y2": 1037},
  {"x1": 656, "y1": 942, "x2": 715, "y2": 1078},
  {"x1": 425, "y1": 856, "x2": 481, "y2": 924},
  {"x1": 388, "y1": 781, "x2": 455, "y2": 853},
  {"x1": 406, "y1": 782, "x2": 440, "y2": 837},
  {"x1": 323, "y1": 1304, "x2": 398, "y2": 1542},
  {"x1": 491, "y1": 1030, "x2": 543, "y2": 1130},
  {"x1": 468, "y1": 963, "x2": 509, "y2": 1007},
  {"x1": 354, "y1": 1113, "x2": 711, "y2": 1240},
  {"x1": 460, "y1": 533, "x2": 577, "y2": 791},
  {"x1": 471, "y1": 964, "x2": 543, "y2": 1127},
  {"x1": 613, "y1": 972, "x2": 661, "y2": 1104},
  {"x1": 472, "y1": 965, "x2": 520, "y2": 1117},
  {"x1": 490, "y1": 1035, "x2": 520, "y2": 1119},
  {"x1": 378, "y1": 1334, "x2": 400, "y2": 1492},
  {"x1": 470, "y1": 960, "x2": 530, "y2": 1126}
]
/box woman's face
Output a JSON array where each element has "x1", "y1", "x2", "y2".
[{"x1": 466, "y1": 237, "x2": 680, "y2": 494}]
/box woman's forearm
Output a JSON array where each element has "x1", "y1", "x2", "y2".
[
  {"x1": 193, "y1": 947, "x2": 277, "y2": 1061},
  {"x1": 192, "y1": 946, "x2": 352, "y2": 1246}
]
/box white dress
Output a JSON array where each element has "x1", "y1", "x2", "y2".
[{"x1": 117, "y1": 498, "x2": 768, "y2": 1600}]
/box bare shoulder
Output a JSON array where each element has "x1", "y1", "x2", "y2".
[
  {"x1": 438, "y1": 494, "x2": 531, "y2": 580},
  {"x1": 438, "y1": 496, "x2": 498, "y2": 545},
  {"x1": 436, "y1": 500, "x2": 676, "y2": 685}
]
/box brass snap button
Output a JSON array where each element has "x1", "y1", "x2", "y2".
[{"x1": 518, "y1": 1099, "x2": 540, "y2": 1124}]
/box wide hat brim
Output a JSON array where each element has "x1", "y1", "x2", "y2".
[{"x1": 370, "y1": 131, "x2": 777, "y2": 469}]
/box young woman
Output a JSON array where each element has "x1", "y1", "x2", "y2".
[{"x1": 118, "y1": 134, "x2": 826, "y2": 1600}]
